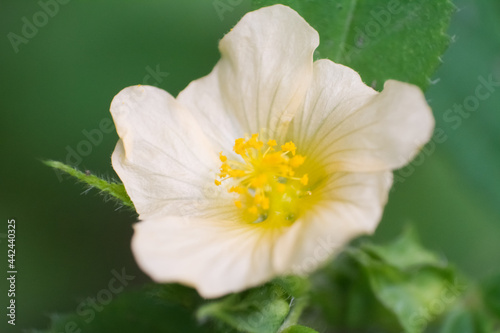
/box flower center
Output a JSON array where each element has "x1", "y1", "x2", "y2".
[{"x1": 215, "y1": 133, "x2": 311, "y2": 226}]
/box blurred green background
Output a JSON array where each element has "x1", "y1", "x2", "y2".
[{"x1": 0, "y1": 0, "x2": 499, "y2": 332}]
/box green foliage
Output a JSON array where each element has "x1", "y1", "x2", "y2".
[
  {"x1": 310, "y1": 228, "x2": 463, "y2": 333},
  {"x1": 351, "y1": 251, "x2": 459, "y2": 332},
  {"x1": 482, "y1": 274, "x2": 500, "y2": 319},
  {"x1": 43, "y1": 285, "x2": 208, "y2": 333},
  {"x1": 281, "y1": 325, "x2": 319, "y2": 333},
  {"x1": 439, "y1": 305, "x2": 500, "y2": 333},
  {"x1": 309, "y1": 249, "x2": 395, "y2": 330},
  {"x1": 197, "y1": 284, "x2": 291, "y2": 333},
  {"x1": 272, "y1": 276, "x2": 311, "y2": 298},
  {"x1": 43, "y1": 160, "x2": 134, "y2": 209},
  {"x1": 438, "y1": 274, "x2": 500, "y2": 333},
  {"x1": 361, "y1": 226, "x2": 442, "y2": 269},
  {"x1": 41, "y1": 229, "x2": 500, "y2": 333},
  {"x1": 439, "y1": 307, "x2": 476, "y2": 333},
  {"x1": 41, "y1": 280, "x2": 317, "y2": 333},
  {"x1": 351, "y1": 228, "x2": 462, "y2": 333},
  {"x1": 252, "y1": 0, "x2": 454, "y2": 91}
]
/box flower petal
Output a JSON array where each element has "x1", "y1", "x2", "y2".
[
  {"x1": 131, "y1": 216, "x2": 283, "y2": 298},
  {"x1": 273, "y1": 171, "x2": 393, "y2": 274},
  {"x1": 292, "y1": 59, "x2": 434, "y2": 173},
  {"x1": 111, "y1": 85, "x2": 229, "y2": 219},
  {"x1": 132, "y1": 172, "x2": 392, "y2": 298},
  {"x1": 178, "y1": 5, "x2": 319, "y2": 145}
]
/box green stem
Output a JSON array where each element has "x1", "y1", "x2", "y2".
[
  {"x1": 43, "y1": 160, "x2": 134, "y2": 208},
  {"x1": 278, "y1": 296, "x2": 309, "y2": 332}
]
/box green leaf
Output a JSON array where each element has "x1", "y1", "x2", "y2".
[
  {"x1": 362, "y1": 226, "x2": 442, "y2": 269},
  {"x1": 197, "y1": 284, "x2": 290, "y2": 333},
  {"x1": 281, "y1": 324, "x2": 319, "y2": 333},
  {"x1": 357, "y1": 254, "x2": 459, "y2": 332},
  {"x1": 272, "y1": 275, "x2": 310, "y2": 298},
  {"x1": 147, "y1": 283, "x2": 204, "y2": 310},
  {"x1": 482, "y1": 274, "x2": 500, "y2": 318},
  {"x1": 436, "y1": 274, "x2": 500, "y2": 333},
  {"x1": 44, "y1": 160, "x2": 134, "y2": 208},
  {"x1": 278, "y1": 296, "x2": 311, "y2": 332},
  {"x1": 309, "y1": 250, "x2": 405, "y2": 331},
  {"x1": 438, "y1": 306, "x2": 475, "y2": 333},
  {"x1": 439, "y1": 305, "x2": 500, "y2": 333},
  {"x1": 252, "y1": 0, "x2": 454, "y2": 91},
  {"x1": 309, "y1": 230, "x2": 469, "y2": 332},
  {"x1": 349, "y1": 229, "x2": 465, "y2": 333},
  {"x1": 43, "y1": 285, "x2": 208, "y2": 333}
]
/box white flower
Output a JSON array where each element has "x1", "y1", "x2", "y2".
[{"x1": 110, "y1": 5, "x2": 434, "y2": 298}]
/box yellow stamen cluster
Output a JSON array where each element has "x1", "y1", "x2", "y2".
[{"x1": 215, "y1": 134, "x2": 310, "y2": 224}]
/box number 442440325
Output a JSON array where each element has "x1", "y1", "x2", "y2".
[{"x1": 8, "y1": 219, "x2": 15, "y2": 270}]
